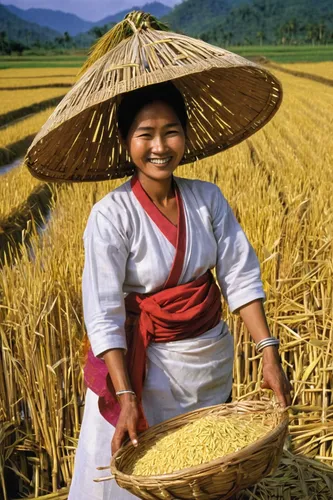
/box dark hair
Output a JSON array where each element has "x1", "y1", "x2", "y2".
[{"x1": 117, "y1": 81, "x2": 187, "y2": 140}]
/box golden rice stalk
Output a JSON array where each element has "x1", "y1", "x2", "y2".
[
  {"x1": 238, "y1": 449, "x2": 333, "y2": 499},
  {"x1": 0, "y1": 422, "x2": 15, "y2": 500},
  {"x1": 19, "y1": 488, "x2": 69, "y2": 499},
  {"x1": 77, "y1": 11, "x2": 170, "y2": 78}
]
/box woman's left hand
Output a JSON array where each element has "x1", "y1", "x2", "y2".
[{"x1": 261, "y1": 347, "x2": 292, "y2": 408}]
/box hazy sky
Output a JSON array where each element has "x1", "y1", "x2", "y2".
[{"x1": 2, "y1": 0, "x2": 181, "y2": 21}]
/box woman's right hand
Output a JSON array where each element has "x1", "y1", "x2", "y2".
[{"x1": 111, "y1": 394, "x2": 139, "y2": 455}]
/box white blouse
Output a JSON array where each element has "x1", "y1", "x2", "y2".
[{"x1": 82, "y1": 176, "x2": 265, "y2": 356}]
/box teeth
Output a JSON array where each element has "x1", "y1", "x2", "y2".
[{"x1": 149, "y1": 157, "x2": 171, "y2": 164}]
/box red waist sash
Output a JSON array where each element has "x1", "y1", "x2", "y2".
[{"x1": 84, "y1": 270, "x2": 222, "y2": 431}]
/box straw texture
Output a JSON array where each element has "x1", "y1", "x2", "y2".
[
  {"x1": 98, "y1": 400, "x2": 288, "y2": 499},
  {"x1": 24, "y1": 12, "x2": 282, "y2": 183}
]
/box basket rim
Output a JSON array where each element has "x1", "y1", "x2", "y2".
[{"x1": 111, "y1": 400, "x2": 289, "y2": 482}]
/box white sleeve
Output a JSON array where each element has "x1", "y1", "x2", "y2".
[
  {"x1": 82, "y1": 207, "x2": 128, "y2": 357},
  {"x1": 212, "y1": 187, "x2": 265, "y2": 313}
]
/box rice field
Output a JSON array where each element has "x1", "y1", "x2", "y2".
[
  {"x1": 0, "y1": 107, "x2": 55, "y2": 167},
  {"x1": 279, "y1": 61, "x2": 333, "y2": 79},
  {"x1": 1, "y1": 88, "x2": 67, "y2": 117},
  {"x1": 0, "y1": 165, "x2": 41, "y2": 218},
  {"x1": 0, "y1": 68, "x2": 77, "y2": 88},
  {"x1": 0, "y1": 63, "x2": 333, "y2": 498}
]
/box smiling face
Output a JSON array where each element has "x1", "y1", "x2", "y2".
[{"x1": 124, "y1": 100, "x2": 186, "y2": 182}]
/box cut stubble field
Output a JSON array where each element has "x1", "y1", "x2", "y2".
[{"x1": 0, "y1": 61, "x2": 333, "y2": 498}]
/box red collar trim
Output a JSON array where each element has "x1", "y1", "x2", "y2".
[
  {"x1": 131, "y1": 175, "x2": 186, "y2": 288},
  {"x1": 131, "y1": 175, "x2": 178, "y2": 247}
]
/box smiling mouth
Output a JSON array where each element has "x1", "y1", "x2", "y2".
[{"x1": 148, "y1": 157, "x2": 172, "y2": 165}]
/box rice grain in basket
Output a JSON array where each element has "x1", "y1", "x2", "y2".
[{"x1": 128, "y1": 414, "x2": 271, "y2": 476}]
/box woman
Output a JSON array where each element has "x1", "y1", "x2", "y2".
[{"x1": 68, "y1": 82, "x2": 291, "y2": 500}]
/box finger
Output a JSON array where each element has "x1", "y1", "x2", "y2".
[
  {"x1": 285, "y1": 382, "x2": 292, "y2": 407},
  {"x1": 285, "y1": 391, "x2": 292, "y2": 407},
  {"x1": 262, "y1": 376, "x2": 286, "y2": 406},
  {"x1": 274, "y1": 385, "x2": 288, "y2": 408},
  {"x1": 127, "y1": 420, "x2": 138, "y2": 448},
  {"x1": 112, "y1": 427, "x2": 126, "y2": 455},
  {"x1": 280, "y1": 376, "x2": 292, "y2": 408},
  {"x1": 260, "y1": 379, "x2": 270, "y2": 390}
]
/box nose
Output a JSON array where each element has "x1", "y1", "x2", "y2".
[{"x1": 151, "y1": 135, "x2": 168, "y2": 154}]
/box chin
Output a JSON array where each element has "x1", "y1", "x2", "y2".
[{"x1": 138, "y1": 164, "x2": 178, "y2": 180}]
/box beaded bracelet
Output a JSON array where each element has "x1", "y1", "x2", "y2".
[{"x1": 256, "y1": 337, "x2": 280, "y2": 353}]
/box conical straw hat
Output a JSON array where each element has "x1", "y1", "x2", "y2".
[{"x1": 24, "y1": 11, "x2": 282, "y2": 183}]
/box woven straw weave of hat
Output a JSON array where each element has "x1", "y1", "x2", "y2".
[{"x1": 24, "y1": 11, "x2": 282, "y2": 183}]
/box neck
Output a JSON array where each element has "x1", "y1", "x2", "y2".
[{"x1": 136, "y1": 172, "x2": 174, "y2": 206}]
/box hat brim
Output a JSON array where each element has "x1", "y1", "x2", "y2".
[{"x1": 25, "y1": 30, "x2": 282, "y2": 183}]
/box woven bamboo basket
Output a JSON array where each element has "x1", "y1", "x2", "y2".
[{"x1": 96, "y1": 400, "x2": 288, "y2": 499}]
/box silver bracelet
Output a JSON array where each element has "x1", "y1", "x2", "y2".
[
  {"x1": 115, "y1": 390, "x2": 136, "y2": 398},
  {"x1": 256, "y1": 337, "x2": 280, "y2": 353}
]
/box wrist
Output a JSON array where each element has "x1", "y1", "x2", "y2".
[
  {"x1": 117, "y1": 392, "x2": 137, "y2": 408},
  {"x1": 262, "y1": 345, "x2": 281, "y2": 364}
]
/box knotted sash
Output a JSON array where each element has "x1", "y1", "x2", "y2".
[{"x1": 84, "y1": 176, "x2": 222, "y2": 431}]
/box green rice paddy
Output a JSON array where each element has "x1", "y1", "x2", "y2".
[{"x1": 0, "y1": 45, "x2": 332, "y2": 69}]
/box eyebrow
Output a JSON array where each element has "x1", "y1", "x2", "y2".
[{"x1": 135, "y1": 122, "x2": 180, "y2": 132}]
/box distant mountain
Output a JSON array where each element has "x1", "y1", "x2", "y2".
[
  {"x1": 0, "y1": 4, "x2": 61, "y2": 44},
  {"x1": 196, "y1": 0, "x2": 333, "y2": 46},
  {"x1": 4, "y1": 4, "x2": 93, "y2": 36},
  {"x1": 3, "y1": 2, "x2": 172, "y2": 36},
  {"x1": 162, "y1": 0, "x2": 246, "y2": 36},
  {"x1": 93, "y1": 2, "x2": 172, "y2": 27},
  {"x1": 2, "y1": 0, "x2": 331, "y2": 50}
]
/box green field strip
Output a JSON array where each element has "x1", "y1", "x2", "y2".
[
  {"x1": 233, "y1": 45, "x2": 333, "y2": 54},
  {"x1": 0, "y1": 95, "x2": 65, "y2": 127},
  {"x1": 0, "y1": 59, "x2": 84, "y2": 69},
  {"x1": 0, "y1": 47, "x2": 333, "y2": 68},
  {"x1": 0, "y1": 84, "x2": 72, "y2": 91},
  {"x1": 0, "y1": 62, "x2": 83, "y2": 69},
  {"x1": 0, "y1": 74, "x2": 76, "y2": 80},
  {"x1": 268, "y1": 54, "x2": 333, "y2": 63},
  {"x1": 0, "y1": 134, "x2": 34, "y2": 167},
  {"x1": 0, "y1": 55, "x2": 86, "y2": 61},
  {"x1": 268, "y1": 62, "x2": 333, "y2": 87},
  {"x1": 233, "y1": 45, "x2": 333, "y2": 63}
]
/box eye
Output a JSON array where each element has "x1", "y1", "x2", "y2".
[
  {"x1": 138, "y1": 133, "x2": 151, "y2": 138},
  {"x1": 166, "y1": 130, "x2": 179, "y2": 135}
]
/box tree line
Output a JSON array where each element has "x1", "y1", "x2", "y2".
[
  {"x1": 201, "y1": 20, "x2": 333, "y2": 47},
  {"x1": 0, "y1": 25, "x2": 112, "y2": 55}
]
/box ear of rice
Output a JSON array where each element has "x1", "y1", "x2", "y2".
[{"x1": 77, "y1": 11, "x2": 170, "y2": 79}]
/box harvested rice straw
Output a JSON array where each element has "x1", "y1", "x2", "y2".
[
  {"x1": 128, "y1": 414, "x2": 272, "y2": 476},
  {"x1": 237, "y1": 449, "x2": 333, "y2": 499}
]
